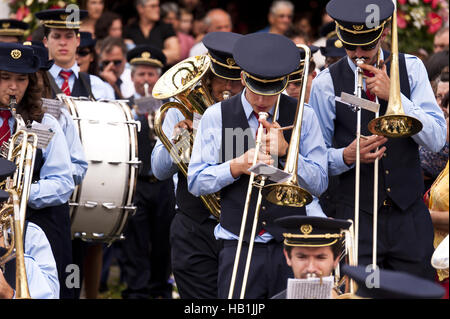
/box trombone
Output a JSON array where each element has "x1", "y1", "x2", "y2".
[{"x1": 228, "y1": 44, "x2": 313, "y2": 299}]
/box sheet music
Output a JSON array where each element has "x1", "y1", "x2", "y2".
[
  {"x1": 42, "y1": 98, "x2": 66, "y2": 119},
  {"x1": 286, "y1": 276, "x2": 334, "y2": 299},
  {"x1": 16, "y1": 122, "x2": 55, "y2": 149},
  {"x1": 135, "y1": 96, "x2": 163, "y2": 114},
  {"x1": 248, "y1": 162, "x2": 291, "y2": 183}
]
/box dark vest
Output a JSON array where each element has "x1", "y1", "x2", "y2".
[
  {"x1": 128, "y1": 96, "x2": 155, "y2": 177},
  {"x1": 2, "y1": 221, "x2": 29, "y2": 290},
  {"x1": 328, "y1": 51, "x2": 423, "y2": 213},
  {"x1": 47, "y1": 71, "x2": 93, "y2": 99},
  {"x1": 220, "y1": 93, "x2": 306, "y2": 243}
]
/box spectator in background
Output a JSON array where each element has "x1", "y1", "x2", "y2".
[
  {"x1": 258, "y1": 0, "x2": 294, "y2": 35},
  {"x1": 123, "y1": 0, "x2": 180, "y2": 65},
  {"x1": 312, "y1": 11, "x2": 335, "y2": 69},
  {"x1": 319, "y1": 37, "x2": 346, "y2": 69},
  {"x1": 179, "y1": 8, "x2": 194, "y2": 35},
  {"x1": 285, "y1": 28, "x2": 311, "y2": 46},
  {"x1": 188, "y1": 9, "x2": 232, "y2": 57},
  {"x1": 94, "y1": 11, "x2": 123, "y2": 41},
  {"x1": 161, "y1": 2, "x2": 196, "y2": 61},
  {"x1": 294, "y1": 12, "x2": 314, "y2": 41},
  {"x1": 178, "y1": 0, "x2": 201, "y2": 12},
  {"x1": 425, "y1": 50, "x2": 449, "y2": 82},
  {"x1": 76, "y1": 32, "x2": 99, "y2": 75},
  {"x1": 420, "y1": 69, "x2": 449, "y2": 192},
  {"x1": 98, "y1": 36, "x2": 135, "y2": 99},
  {"x1": 434, "y1": 27, "x2": 449, "y2": 53},
  {"x1": 191, "y1": 7, "x2": 207, "y2": 43},
  {"x1": 80, "y1": 0, "x2": 105, "y2": 36}
]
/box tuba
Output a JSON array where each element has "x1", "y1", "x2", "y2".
[
  {"x1": 152, "y1": 55, "x2": 220, "y2": 218},
  {"x1": 0, "y1": 96, "x2": 37, "y2": 299}
]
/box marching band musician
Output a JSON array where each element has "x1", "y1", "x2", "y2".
[
  {"x1": 187, "y1": 32, "x2": 328, "y2": 298},
  {"x1": 309, "y1": 0, "x2": 447, "y2": 281},
  {"x1": 0, "y1": 19, "x2": 28, "y2": 43},
  {"x1": 0, "y1": 42, "x2": 74, "y2": 298},
  {"x1": 0, "y1": 158, "x2": 59, "y2": 299},
  {"x1": 151, "y1": 31, "x2": 244, "y2": 299},
  {"x1": 35, "y1": 8, "x2": 115, "y2": 101},
  {"x1": 121, "y1": 45, "x2": 176, "y2": 299},
  {"x1": 271, "y1": 215, "x2": 351, "y2": 299}
]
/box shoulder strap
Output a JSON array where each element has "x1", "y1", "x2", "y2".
[
  {"x1": 79, "y1": 72, "x2": 95, "y2": 100},
  {"x1": 46, "y1": 71, "x2": 62, "y2": 98}
]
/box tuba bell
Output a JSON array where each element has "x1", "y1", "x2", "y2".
[{"x1": 152, "y1": 55, "x2": 220, "y2": 218}]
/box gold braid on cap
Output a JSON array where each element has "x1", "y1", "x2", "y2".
[
  {"x1": 41, "y1": 20, "x2": 81, "y2": 29},
  {"x1": 207, "y1": 53, "x2": 241, "y2": 70},
  {"x1": 129, "y1": 57, "x2": 163, "y2": 68},
  {"x1": 243, "y1": 71, "x2": 286, "y2": 83},
  {"x1": 335, "y1": 17, "x2": 391, "y2": 34},
  {"x1": 335, "y1": 17, "x2": 391, "y2": 46},
  {"x1": 283, "y1": 239, "x2": 339, "y2": 247},
  {"x1": 0, "y1": 29, "x2": 26, "y2": 36}
]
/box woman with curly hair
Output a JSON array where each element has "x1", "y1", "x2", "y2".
[{"x1": 0, "y1": 42, "x2": 74, "y2": 299}]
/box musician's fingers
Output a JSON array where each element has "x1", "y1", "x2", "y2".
[
  {"x1": 259, "y1": 118, "x2": 273, "y2": 129},
  {"x1": 362, "y1": 146, "x2": 386, "y2": 162}
]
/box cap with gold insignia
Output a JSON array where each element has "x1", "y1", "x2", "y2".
[
  {"x1": 326, "y1": 0, "x2": 394, "y2": 47},
  {"x1": 319, "y1": 37, "x2": 346, "y2": 58},
  {"x1": 23, "y1": 41, "x2": 54, "y2": 71},
  {"x1": 0, "y1": 42, "x2": 40, "y2": 74},
  {"x1": 288, "y1": 44, "x2": 319, "y2": 83},
  {"x1": 35, "y1": 8, "x2": 88, "y2": 29},
  {"x1": 202, "y1": 32, "x2": 243, "y2": 81},
  {"x1": 341, "y1": 265, "x2": 445, "y2": 299},
  {"x1": 274, "y1": 216, "x2": 351, "y2": 247},
  {"x1": 0, "y1": 19, "x2": 29, "y2": 37},
  {"x1": 233, "y1": 33, "x2": 299, "y2": 95},
  {"x1": 127, "y1": 45, "x2": 167, "y2": 69}
]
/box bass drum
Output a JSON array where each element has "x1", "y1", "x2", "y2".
[{"x1": 62, "y1": 96, "x2": 139, "y2": 244}]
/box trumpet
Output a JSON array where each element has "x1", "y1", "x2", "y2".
[
  {"x1": 153, "y1": 55, "x2": 220, "y2": 219},
  {"x1": 0, "y1": 96, "x2": 37, "y2": 299},
  {"x1": 228, "y1": 44, "x2": 313, "y2": 299}
]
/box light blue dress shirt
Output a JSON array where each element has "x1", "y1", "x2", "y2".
[
  {"x1": 57, "y1": 108, "x2": 88, "y2": 185},
  {"x1": 20, "y1": 222, "x2": 60, "y2": 299},
  {"x1": 26, "y1": 114, "x2": 75, "y2": 209},
  {"x1": 187, "y1": 90, "x2": 328, "y2": 241},
  {"x1": 309, "y1": 50, "x2": 447, "y2": 177},
  {"x1": 49, "y1": 63, "x2": 115, "y2": 100}
]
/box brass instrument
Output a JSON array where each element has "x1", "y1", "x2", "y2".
[
  {"x1": 0, "y1": 96, "x2": 37, "y2": 299},
  {"x1": 261, "y1": 44, "x2": 313, "y2": 207},
  {"x1": 229, "y1": 45, "x2": 312, "y2": 299},
  {"x1": 153, "y1": 55, "x2": 220, "y2": 218},
  {"x1": 367, "y1": 4, "x2": 422, "y2": 138}
]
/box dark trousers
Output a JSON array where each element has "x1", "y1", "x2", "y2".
[
  {"x1": 218, "y1": 240, "x2": 293, "y2": 299},
  {"x1": 120, "y1": 178, "x2": 176, "y2": 299},
  {"x1": 170, "y1": 211, "x2": 221, "y2": 298},
  {"x1": 27, "y1": 203, "x2": 74, "y2": 299},
  {"x1": 334, "y1": 197, "x2": 436, "y2": 281}
]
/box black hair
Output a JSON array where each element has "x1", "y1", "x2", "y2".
[
  {"x1": 425, "y1": 50, "x2": 449, "y2": 82},
  {"x1": 94, "y1": 11, "x2": 122, "y2": 40},
  {"x1": 43, "y1": 26, "x2": 80, "y2": 39}
]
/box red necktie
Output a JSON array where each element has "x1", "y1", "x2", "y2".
[
  {"x1": 0, "y1": 110, "x2": 12, "y2": 146},
  {"x1": 363, "y1": 70, "x2": 376, "y2": 102},
  {"x1": 59, "y1": 70, "x2": 73, "y2": 96},
  {"x1": 253, "y1": 111, "x2": 267, "y2": 237}
]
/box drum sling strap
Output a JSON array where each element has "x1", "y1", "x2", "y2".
[{"x1": 46, "y1": 71, "x2": 95, "y2": 100}]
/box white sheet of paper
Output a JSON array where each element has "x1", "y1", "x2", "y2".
[
  {"x1": 248, "y1": 162, "x2": 291, "y2": 183},
  {"x1": 287, "y1": 276, "x2": 334, "y2": 299}
]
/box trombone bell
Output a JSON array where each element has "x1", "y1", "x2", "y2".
[{"x1": 262, "y1": 183, "x2": 312, "y2": 207}]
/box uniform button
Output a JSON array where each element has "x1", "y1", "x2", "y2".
[
  {"x1": 383, "y1": 153, "x2": 387, "y2": 158},
  {"x1": 262, "y1": 206, "x2": 266, "y2": 211},
  {"x1": 387, "y1": 188, "x2": 391, "y2": 192},
  {"x1": 385, "y1": 170, "x2": 389, "y2": 175},
  {"x1": 262, "y1": 221, "x2": 267, "y2": 226}
]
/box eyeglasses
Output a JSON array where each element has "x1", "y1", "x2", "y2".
[
  {"x1": 276, "y1": 14, "x2": 293, "y2": 19},
  {"x1": 77, "y1": 49, "x2": 92, "y2": 57},
  {"x1": 101, "y1": 60, "x2": 123, "y2": 67},
  {"x1": 342, "y1": 40, "x2": 379, "y2": 51}
]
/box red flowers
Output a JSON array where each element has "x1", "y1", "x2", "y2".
[
  {"x1": 15, "y1": 6, "x2": 30, "y2": 21},
  {"x1": 425, "y1": 12, "x2": 443, "y2": 33}
]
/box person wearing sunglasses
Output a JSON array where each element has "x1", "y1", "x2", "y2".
[{"x1": 309, "y1": 0, "x2": 446, "y2": 283}]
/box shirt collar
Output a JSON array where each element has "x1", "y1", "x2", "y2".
[
  {"x1": 240, "y1": 88, "x2": 277, "y2": 122},
  {"x1": 49, "y1": 62, "x2": 80, "y2": 79}
]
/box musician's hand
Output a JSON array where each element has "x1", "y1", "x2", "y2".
[
  {"x1": 230, "y1": 148, "x2": 274, "y2": 178},
  {"x1": 343, "y1": 135, "x2": 388, "y2": 166},
  {"x1": 172, "y1": 119, "x2": 193, "y2": 143},
  {"x1": 99, "y1": 61, "x2": 118, "y2": 86},
  {"x1": 359, "y1": 62, "x2": 390, "y2": 101},
  {"x1": 0, "y1": 271, "x2": 14, "y2": 299},
  {"x1": 259, "y1": 119, "x2": 289, "y2": 157}
]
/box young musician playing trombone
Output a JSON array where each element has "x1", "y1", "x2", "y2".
[
  {"x1": 151, "y1": 31, "x2": 244, "y2": 299},
  {"x1": 187, "y1": 32, "x2": 328, "y2": 299},
  {"x1": 309, "y1": 0, "x2": 447, "y2": 281}
]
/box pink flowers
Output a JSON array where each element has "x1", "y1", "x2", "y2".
[
  {"x1": 425, "y1": 12, "x2": 443, "y2": 33},
  {"x1": 397, "y1": 11, "x2": 408, "y2": 29},
  {"x1": 15, "y1": 6, "x2": 30, "y2": 21},
  {"x1": 423, "y1": 0, "x2": 440, "y2": 9}
]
